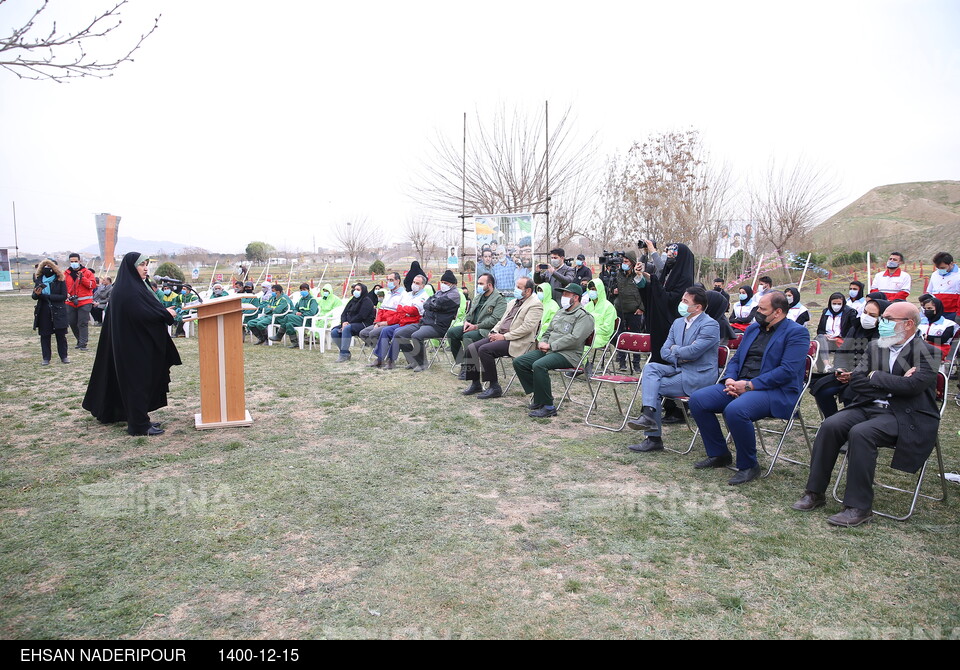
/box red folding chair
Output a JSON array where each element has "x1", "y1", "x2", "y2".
[
  {"x1": 832, "y1": 372, "x2": 948, "y2": 521},
  {"x1": 583, "y1": 332, "x2": 651, "y2": 431}
]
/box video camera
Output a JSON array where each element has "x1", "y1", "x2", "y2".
[{"x1": 598, "y1": 250, "x2": 628, "y2": 267}]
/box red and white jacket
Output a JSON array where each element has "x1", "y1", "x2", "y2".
[
  {"x1": 927, "y1": 265, "x2": 960, "y2": 315},
  {"x1": 64, "y1": 265, "x2": 97, "y2": 307},
  {"x1": 871, "y1": 269, "x2": 911, "y2": 301}
]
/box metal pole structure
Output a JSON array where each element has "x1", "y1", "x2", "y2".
[
  {"x1": 866, "y1": 252, "x2": 871, "y2": 290},
  {"x1": 286, "y1": 259, "x2": 296, "y2": 294},
  {"x1": 12, "y1": 201, "x2": 22, "y2": 291},
  {"x1": 751, "y1": 253, "x2": 766, "y2": 290},
  {"x1": 460, "y1": 111, "x2": 467, "y2": 288},
  {"x1": 544, "y1": 100, "x2": 550, "y2": 253},
  {"x1": 255, "y1": 259, "x2": 270, "y2": 286},
  {"x1": 797, "y1": 253, "x2": 812, "y2": 291},
  {"x1": 207, "y1": 260, "x2": 219, "y2": 291}
]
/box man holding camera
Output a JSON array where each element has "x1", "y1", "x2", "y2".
[
  {"x1": 64, "y1": 252, "x2": 97, "y2": 351},
  {"x1": 542, "y1": 248, "x2": 577, "y2": 306}
]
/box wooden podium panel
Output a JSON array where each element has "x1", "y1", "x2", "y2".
[{"x1": 187, "y1": 295, "x2": 254, "y2": 430}]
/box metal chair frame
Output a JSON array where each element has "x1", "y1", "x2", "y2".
[{"x1": 583, "y1": 332, "x2": 651, "y2": 431}]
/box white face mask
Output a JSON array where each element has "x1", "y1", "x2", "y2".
[
  {"x1": 438, "y1": 283, "x2": 451, "y2": 292},
  {"x1": 560, "y1": 296, "x2": 572, "y2": 309},
  {"x1": 860, "y1": 313, "x2": 878, "y2": 329}
]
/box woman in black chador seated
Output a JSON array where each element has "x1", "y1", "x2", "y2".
[{"x1": 83, "y1": 252, "x2": 182, "y2": 436}]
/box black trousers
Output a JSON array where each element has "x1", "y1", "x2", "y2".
[
  {"x1": 805, "y1": 405, "x2": 898, "y2": 510},
  {"x1": 464, "y1": 337, "x2": 511, "y2": 384}
]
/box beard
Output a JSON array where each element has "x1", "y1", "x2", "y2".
[{"x1": 877, "y1": 334, "x2": 904, "y2": 349}]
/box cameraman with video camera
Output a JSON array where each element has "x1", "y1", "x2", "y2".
[{"x1": 540, "y1": 248, "x2": 577, "y2": 306}]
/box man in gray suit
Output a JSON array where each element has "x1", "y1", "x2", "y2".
[{"x1": 627, "y1": 286, "x2": 720, "y2": 452}]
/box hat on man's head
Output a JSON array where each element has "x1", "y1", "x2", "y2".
[
  {"x1": 576, "y1": 254, "x2": 586, "y2": 261},
  {"x1": 623, "y1": 250, "x2": 637, "y2": 264},
  {"x1": 561, "y1": 282, "x2": 584, "y2": 297},
  {"x1": 440, "y1": 269, "x2": 457, "y2": 285}
]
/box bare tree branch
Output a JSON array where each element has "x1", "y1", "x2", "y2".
[
  {"x1": 0, "y1": 0, "x2": 160, "y2": 83},
  {"x1": 332, "y1": 216, "x2": 381, "y2": 268},
  {"x1": 403, "y1": 215, "x2": 441, "y2": 267}
]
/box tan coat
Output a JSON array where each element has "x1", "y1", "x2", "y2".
[{"x1": 491, "y1": 296, "x2": 544, "y2": 357}]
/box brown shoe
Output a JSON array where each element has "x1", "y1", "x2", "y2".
[
  {"x1": 368, "y1": 359, "x2": 382, "y2": 368},
  {"x1": 384, "y1": 359, "x2": 395, "y2": 370},
  {"x1": 827, "y1": 507, "x2": 873, "y2": 527},
  {"x1": 791, "y1": 491, "x2": 826, "y2": 511}
]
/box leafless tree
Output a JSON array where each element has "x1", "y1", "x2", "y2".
[
  {"x1": 752, "y1": 159, "x2": 840, "y2": 277},
  {"x1": 0, "y1": 0, "x2": 159, "y2": 83},
  {"x1": 332, "y1": 216, "x2": 381, "y2": 268},
  {"x1": 403, "y1": 216, "x2": 440, "y2": 266},
  {"x1": 412, "y1": 104, "x2": 598, "y2": 251}
]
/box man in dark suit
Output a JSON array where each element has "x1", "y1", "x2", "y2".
[
  {"x1": 688, "y1": 291, "x2": 811, "y2": 485},
  {"x1": 791, "y1": 301, "x2": 941, "y2": 526},
  {"x1": 627, "y1": 286, "x2": 720, "y2": 452}
]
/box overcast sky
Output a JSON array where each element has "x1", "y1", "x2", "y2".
[{"x1": 1, "y1": 0, "x2": 957, "y2": 257}]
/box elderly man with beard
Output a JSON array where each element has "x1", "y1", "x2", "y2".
[{"x1": 791, "y1": 301, "x2": 941, "y2": 527}]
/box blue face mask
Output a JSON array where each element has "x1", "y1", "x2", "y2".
[
  {"x1": 162, "y1": 289, "x2": 171, "y2": 296},
  {"x1": 677, "y1": 302, "x2": 690, "y2": 317},
  {"x1": 476, "y1": 284, "x2": 485, "y2": 295},
  {"x1": 513, "y1": 288, "x2": 523, "y2": 300},
  {"x1": 300, "y1": 290, "x2": 309, "y2": 297},
  {"x1": 849, "y1": 289, "x2": 859, "y2": 299},
  {"x1": 621, "y1": 263, "x2": 631, "y2": 272},
  {"x1": 353, "y1": 290, "x2": 361, "y2": 299},
  {"x1": 266, "y1": 292, "x2": 275, "y2": 300},
  {"x1": 535, "y1": 292, "x2": 543, "y2": 302},
  {"x1": 588, "y1": 290, "x2": 598, "y2": 301},
  {"x1": 739, "y1": 293, "x2": 748, "y2": 303},
  {"x1": 877, "y1": 318, "x2": 897, "y2": 338},
  {"x1": 387, "y1": 282, "x2": 396, "y2": 290},
  {"x1": 70, "y1": 262, "x2": 80, "y2": 270},
  {"x1": 938, "y1": 268, "x2": 950, "y2": 276},
  {"x1": 575, "y1": 259, "x2": 583, "y2": 266}
]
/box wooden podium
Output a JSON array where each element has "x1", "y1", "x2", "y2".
[{"x1": 184, "y1": 295, "x2": 254, "y2": 430}]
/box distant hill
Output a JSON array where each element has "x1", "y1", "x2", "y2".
[
  {"x1": 81, "y1": 237, "x2": 188, "y2": 257},
  {"x1": 811, "y1": 181, "x2": 960, "y2": 261}
]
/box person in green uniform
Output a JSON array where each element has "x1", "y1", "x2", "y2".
[
  {"x1": 316, "y1": 282, "x2": 344, "y2": 327},
  {"x1": 448, "y1": 273, "x2": 507, "y2": 375},
  {"x1": 247, "y1": 284, "x2": 292, "y2": 345},
  {"x1": 240, "y1": 281, "x2": 261, "y2": 333},
  {"x1": 583, "y1": 278, "x2": 617, "y2": 353},
  {"x1": 158, "y1": 283, "x2": 183, "y2": 335},
  {"x1": 274, "y1": 283, "x2": 319, "y2": 347}
]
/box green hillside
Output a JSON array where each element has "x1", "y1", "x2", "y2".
[{"x1": 812, "y1": 180, "x2": 960, "y2": 261}]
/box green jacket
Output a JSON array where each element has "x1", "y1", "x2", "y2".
[
  {"x1": 542, "y1": 303, "x2": 595, "y2": 367},
  {"x1": 465, "y1": 289, "x2": 507, "y2": 337},
  {"x1": 584, "y1": 281, "x2": 617, "y2": 349},
  {"x1": 536, "y1": 282, "x2": 559, "y2": 339},
  {"x1": 294, "y1": 295, "x2": 319, "y2": 317},
  {"x1": 316, "y1": 283, "x2": 343, "y2": 319},
  {"x1": 241, "y1": 295, "x2": 260, "y2": 322},
  {"x1": 261, "y1": 293, "x2": 293, "y2": 318}
]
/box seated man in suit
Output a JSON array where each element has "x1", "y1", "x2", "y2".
[
  {"x1": 791, "y1": 301, "x2": 941, "y2": 527},
  {"x1": 688, "y1": 291, "x2": 810, "y2": 485},
  {"x1": 513, "y1": 283, "x2": 594, "y2": 418},
  {"x1": 627, "y1": 286, "x2": 720, "y2": 452},
  {"x1": 461, "y1": 277, "x2": 544, "y2": 399},
  {"x1": 449, "y1": 273, "x2": 507, "y2": 375}
]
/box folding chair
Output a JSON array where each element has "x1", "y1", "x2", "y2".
[
  {"x1": 423, "y1": 330, "x2": 452, "y2": 370},
  {"x1": 832, "y1": 372, "x2": 949, "y2": 521},
  {"x1": 583, "y1": 332, "x2": 651, "y2": 431},
  {"x1": 758, "y1": 340, "x2": 821, "y2": 477},
  {"x1": 660, "y1": 345, "x2": 731, "y2": 454},
  {"x1": 727, "y1": 333, "x2": 743, "y2": 350},
  {"x1": 548, "y1": 331, "x2": 596, "y2": 411}
]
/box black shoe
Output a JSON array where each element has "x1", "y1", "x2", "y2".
[
  {"x1": 147, "y1": 426, "x2": 165, "y2": 436},
  {"x1": 368, "y1": 359, "x2": 382, "y2": 368},
  {"x1": 661, "y1": 412, "x2": 685, "y2": 425},
  {"x1": 528, "y1": 401, "x2": 544, "y2": 410},
  {"x1": 827, "y1": 507, "x2": 874, "y2": 527},
  {"x1": 384, "y1": 359, "x2": 395, "y2": 370},
  {"x1": 477, "y1": 384, "x2": 503, "y2": 399},
  {"x1": 694, "y1": 453, "x2": 733, "y2": 469},
  {"x1": 628, "y1": 437, "x2": 663, "y2": 453},
  {"x1": 41, "y1": 359, "x2": 51, "y2": 366},
  {"x1": 529, "y1": 405, "x2": 558, "y2": 418},
  {"x1": 728, "y1": 465, "x2": 761, "y2": 486},
  {"x1": 461, "y1": 381, "x2": 483, "y2": 396},
  {"x1": 269, "y1": 334, "x2": 284, "y2": 342},
  {"x1": 60, "y1": 357, "x2": 70, "y2": 364},
  {"x1": 337, "y1": 353, "x2": 351, "y2": 362},
  {"x1": 76, "y1": 346, "x2": 88, "y2": 351},
  {"x1": 626, "y1": 407, "x2": 658, "y2": 431},
  {"x1": 457, "y1": 369, "x2": 467, "y2": 381},
  {"x1": 791, "y1": 491, "x2": 826, "y2": 511},
  {"x1": 405, "y1": 364, "x2": 417, "y2": 370},
  {"x1": 151, "y1": 422, "x2": 162, "y2": 429},
  {"x1": 412, "y1": 365, "x2": 427, "y2": 372}
]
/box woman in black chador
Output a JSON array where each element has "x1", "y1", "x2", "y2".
[
  {"x1": 83, "y1": 252, "x2": 182, "y2": 436},
  {"x1": 641, "y1": 242, "x2": 696, "y2": 365}
]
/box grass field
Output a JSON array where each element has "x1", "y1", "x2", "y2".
[{"x1": 1, "y1": 285, "x2": 959, "y2": 640}]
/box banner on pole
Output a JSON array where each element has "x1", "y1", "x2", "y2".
[
  {"x1": 472, "y1": 213, "x2": 537, "y2": 290},
  {"x1": 715, "y1": 220, "x2": 756, "y2": 259},
  {"x1": 0, "y1": 248, "x2": 11, "y2": 291}
]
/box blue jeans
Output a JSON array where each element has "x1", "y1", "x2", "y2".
[
  {"x1": 688, "y1": 383, "x2": 776, "y2": 470},
  {"x1": 331, "y1": 323, "x2": 356, "y2": 354},
  {"x1": 374, "y1": 324, "x2": 402, "y2": 361}
]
